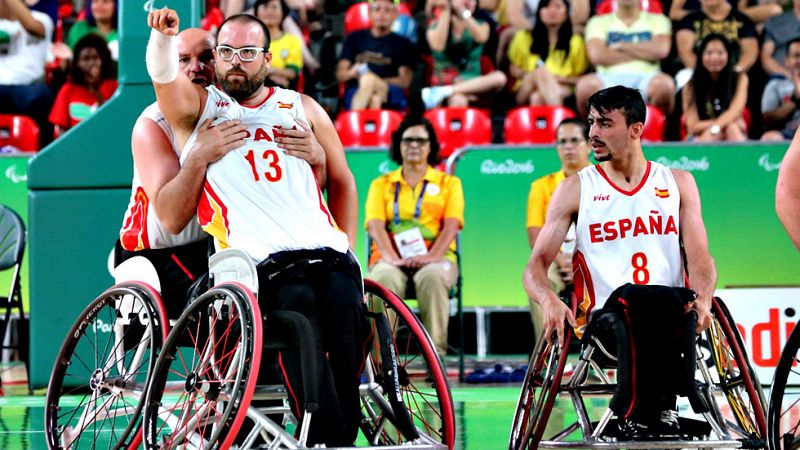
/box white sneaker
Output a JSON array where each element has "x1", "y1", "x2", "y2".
[{"x1": 421, "y1": 86, "x2": 451, "y2": 110}]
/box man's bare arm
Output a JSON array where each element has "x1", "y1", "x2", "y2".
[
  {"x1": 147, "y1": 8, "x2": 206, "y2": 137},
  {"x1": 674, "y1": 169, "x2": 717, "y2": 332},
  {"x1": 523, "y1": 176, "x2": 580, "y2": 344},
  {"x1": 776, "y1": 130, "x2": 800, "y2": 250},
  {"x1": 302, "y1": 95, "x2": 358, "y2": 247},
  {"x1": 134, "y1": 117, "x2": 247, "y2": 234}
]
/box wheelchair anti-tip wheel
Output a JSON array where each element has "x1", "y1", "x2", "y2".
[
  {"x1": 508, "y1": 328, "x2": 572, "y2": 450},
  {"x1": 705, "y1": 297, "x2": 767, "y2": 441},
  {"x1": 768, "y1": 318, "x2": 800, "y2": 450},
  {"x1": 45, "y1": 281, "x2": 169, "y2": 450},
  {"x1": 142, "y1": 282, "x2": 262, "y2": 450},
  {"x1": 361, "y1": 279, "x2": 456, "y2": 449}
]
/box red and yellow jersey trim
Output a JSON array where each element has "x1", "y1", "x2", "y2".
[
  {"x1": 198, "y1": 181, "x2": 231, "y2": 249},
  {"x1": 572, "y1": 250, "x2": 596, "y2": 338},
  {"x1": 120, "y1": 186, "x2": 151, "y2": 251}
]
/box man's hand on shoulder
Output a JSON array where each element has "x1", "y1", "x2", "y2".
[
  {"x1": 148, "y1": 7, "x2": 180, "y2": 36},
  {"x1": 276, "y1": 119, "x2": 325, "y2": 166},
  {"x1": 192, "y1": 119, "x2": 248, "y2": 165}
]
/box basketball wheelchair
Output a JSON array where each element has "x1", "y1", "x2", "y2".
[
  {"x1": 768, "y1": 317, "x2": 800, "y2": 450},
  {"x1": 509, "y1": 287, "x2": 767, "y2": 449},
  {"x1": 45, "y1": 248, "x2": 455, "y2": 449}
]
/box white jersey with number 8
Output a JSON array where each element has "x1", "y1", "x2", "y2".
[
  {"x1": 572, "y1": 161, "x2": 684, "y2": 333},
  {"x1": 180, "y1": 85, "x2": 349, "y2": 263}
]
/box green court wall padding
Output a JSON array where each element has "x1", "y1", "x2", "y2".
[{"x1": 27, "y1": 1, "x2": 205, "y2": 388}]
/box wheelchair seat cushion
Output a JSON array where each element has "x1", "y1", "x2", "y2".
[{"x1": 585, "y1": 283, "x2": 703, "y2": 421}]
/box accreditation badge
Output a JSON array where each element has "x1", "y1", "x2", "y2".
[{"x1": 393, "y1": 227, "x2": 429, "y2": 259}]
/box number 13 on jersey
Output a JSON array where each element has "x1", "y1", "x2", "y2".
[{"x1": 245, "y1": 149, "x2": 283, "y2": 182}]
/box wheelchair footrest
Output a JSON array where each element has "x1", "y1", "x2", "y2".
[{"x1": 600, "y1": 417, "x2": 712, "y2": 441}]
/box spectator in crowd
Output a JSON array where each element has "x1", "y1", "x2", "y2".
[
  {"x1": 365, "y1": 116, "x2": 464, "y2": 357},
  {"x1": 224, "y1": 0, "x2": 322, "y2": 72},
  {"x1": 760, "y1": 0, "x2": 800, "y2": 78},
  {"x1": 525, "y1": 117, "x2": 590, "y2": 336},
  {"x1": 776, "y1": 128, "x2": 800, "y2": 250},
  {"x1": 507, "y1": 0, "x2": 588, "y2": 106},
  {"x1": 49, "y1": 33, "x2": 117, "y2": 136},
  {"x1": 669, "y1": 0, "x2": 782, "y2": 25},
  {"x1": 421, "y1": 0, "x2": 507, "y2": 109},
  {"x1": 681, "y1": 34, "x2": 748, "y2": 142},
  {"x1": 674, "y1": 0, "x2": 758, "y2": 89},
  {"x1": 761, "y1": 38, "x2": 800, "y2": 141},
  {"x1": 255, "y1": 0, "x2": 303, "y2": 89},
  {"x1": 0, "y1": 0, "x2": 55, "y2": 146},
  {"x1": 336, "y1": 0, "x2": 416, "y2": 110},
  {"x1": 494, "y1": 0, "x2": 589, "y2": 65},
  {"x1": 575, "y1": 0, "x2": 675, "y2": 117},
  {"x1": 66, "y1": 0, "x2": 118, "y2": 60}
]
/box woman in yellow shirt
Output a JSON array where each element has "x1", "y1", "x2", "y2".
[
  {"x1": 255, "y1": 0, "x2": 304, "y2": 89},
  {"x1": 365, "y1": 116, "x2": 465, "y2": 357},
  {"x1": 507, "y1": 0, "x2": 589, "y2": 106}
]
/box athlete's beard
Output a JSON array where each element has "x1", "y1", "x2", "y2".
[
  {"x1": 218, "y1": 63, "x2": 269, "y2": 102},
  {"x1": 595, "y1": 153, "x2": 612, "y2": 162}
]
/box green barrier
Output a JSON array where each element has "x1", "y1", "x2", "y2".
[{"x1": 0, "y1": 156, "x2": 30, "y2": 310}]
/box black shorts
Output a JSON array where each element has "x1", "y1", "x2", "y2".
[{"x1": 113, "y1": 239, "x2": 210, "y2": 320}]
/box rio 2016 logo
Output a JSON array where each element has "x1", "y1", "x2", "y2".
[
  {"x1": 480, "y1": 159, "x2": 535, "y2": 175},
  {"x1": 654, "y1": 156, "x2": 710, "y2": 171}
]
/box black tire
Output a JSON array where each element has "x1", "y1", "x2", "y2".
[
  {"x1": 142, "y1": 282, "x2": 262, "y2": 450},
  {"x1": 45, "y1": 282, "x2": 168, "y2": 450},
  {"x1": 705, "y1": 297, "x2": 767, "y2": 441},
  {"x1": 360, "y1": 279, "x2": 456, "y2": 449},
  {"x1": 768, "y1": 319, "x2": 800, "y2": 450},
  {"x1": 508, "y1": 328, "x2": 571, "y2": 450}
]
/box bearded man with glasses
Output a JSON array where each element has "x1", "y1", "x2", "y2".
[
  {"x1": 365, "y1": 116, "x2": 465, "y2": 357},
  {"x1": 145, "y1": 8, "x2": 365, "y2": 447},
  {"x1": 525, "y1": 118, "x2": 591, "y2": 337}
]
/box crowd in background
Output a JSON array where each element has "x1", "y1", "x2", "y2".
[{"x1": 1, "y1": 0, "x2": 798, "y2": 149}]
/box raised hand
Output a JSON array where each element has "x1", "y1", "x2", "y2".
[{"x1": 147, "y1": 7, "x2": 180, "y2": 36}]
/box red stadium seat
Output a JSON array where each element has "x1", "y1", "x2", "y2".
[
  {"x1": 595, "y1": 0, "x2": 663, "y2": 14},
  {"x1": 335, "y1": 109, "x2": 404, "y2": 148},
  {"x1": 0, "y1": 115, "x2": 40, "y2": 152},
  {"x1": 344, "y1": 1, "x2": 413, "y2": 35},
  {"x1": 504, "y1": 105, "x2": 577, "y2": 144},
  {"x1": 424, "y1": 107, "x2": 492, "y2": 158},
  {"x1": 642, "y1": 104, "x2": 666, "y2": 142}
]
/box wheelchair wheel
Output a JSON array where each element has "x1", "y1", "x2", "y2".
[
  {"x1": 361, "y1": 279, "x2": 456, "y2": 449},
  {"x1": 706, "y1": 297, "x2": 767, "y2": 441},
  {"x1": 508, "y1": 327, "x2": 572, "y2": 450},
  {"x1": 45, "y1": 281, "x2": 168, "y2": 450},
  {"x1": 768, "y1": 320, "x2": 800, "y2": 450},
  {"x1": 142, "y1": 282, "x2": 262, "y2": 449}
]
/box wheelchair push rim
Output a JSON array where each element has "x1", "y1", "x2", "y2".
[
  {"x1": 142, "y1": 282, "x2": 262, "y2": 450},
  {"x1": 45, "y1": 281, "x2": 169, "y2": 450},
  {"x1": 362, "y1": 279, "x2": 456, "y2": 449}
]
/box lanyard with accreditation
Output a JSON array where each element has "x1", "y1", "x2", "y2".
[{"x1": 392, "y1": 180, "x2": 429, "y2": 258}]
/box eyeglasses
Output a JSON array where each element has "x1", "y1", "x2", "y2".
[
  {"x1": 216, "y1": 45, "x2": 266, "y2": 62},
  {"x1": 557, "y1": 137, "x2": 585, "y2": 146},
  {"x1": 401, "y1": 137, "x2": 430, "y2": 146}
]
